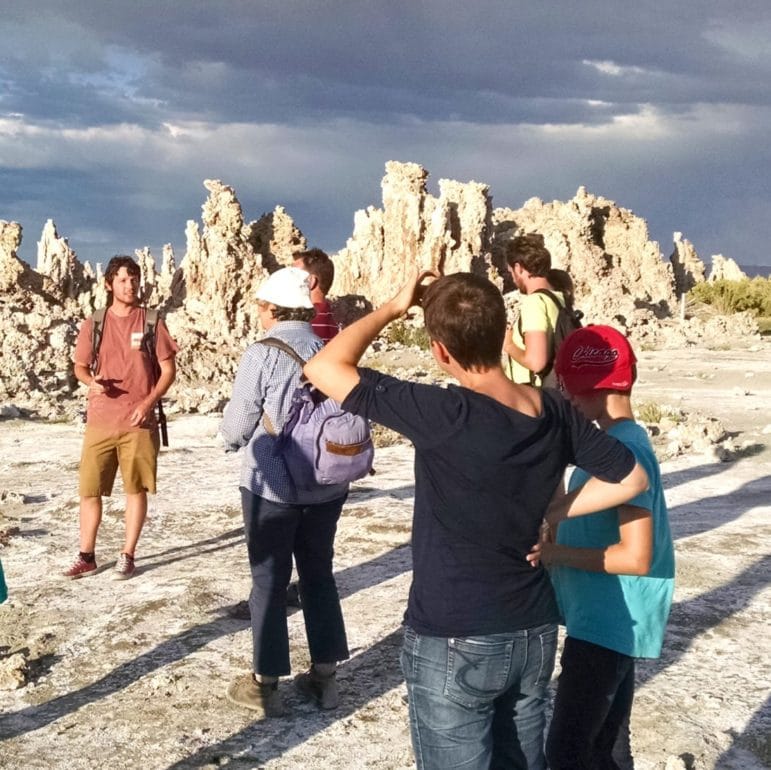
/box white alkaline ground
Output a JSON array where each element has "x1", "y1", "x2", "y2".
[{"x1": 0, "y1": 347, "x2": 769, "y2": 770}]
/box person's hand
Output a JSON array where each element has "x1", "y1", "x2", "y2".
[
  {"x1": 88, "y1": 377, "x2": 107, "y2": 395},
  {"x1": 526, "y1": 541, "x2": 556, "y2": 568},
  {"x1": 388, "y1": 268, "x2": 439, "y2": 318},
  {"x1": 526, "y1": 541, "x2": 543, "y2": 568},
  {"x1": 526, "y1": 519, "x2": 555, "y2": 568},
  {"x1": 502, "y1": 324, "x2": 515, "y2": 356},
  {"x1": 129, "y1": 398, "x2": 155, "y2": 427}
]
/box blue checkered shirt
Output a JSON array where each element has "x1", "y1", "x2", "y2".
[{"x1": 220, "y1": 321, "x2": 348, "y2": 504}]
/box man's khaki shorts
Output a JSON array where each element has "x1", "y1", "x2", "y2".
[{"x1": 79, "y1": 426, "x2": 160, "y2": 497}]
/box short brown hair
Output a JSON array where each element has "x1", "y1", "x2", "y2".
[
  {"x1": 294, "y1": 248, "x2": 334, "y2": 295},
  {"x1": 421, "y1": 273, "x2": 506, "y2": 370},
  {"x1": 505, "y1": 234, "x2": 551, "y2": 277},
  {"x1": 104, "y1": 255, "x2": 140, "y2": 286}
]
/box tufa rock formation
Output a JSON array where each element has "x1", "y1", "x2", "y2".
[
  {"x1": 1, "y1": 220, "x2": 83, "y2": 417},
  {"x1": 333, "y1": 161, "x2": 495, "y2": 305},
  {"x1": 491, "y1": 186, "x2": 677, "y2": 330},
  {"x1": 36, "y1": 219, "x2": 96, "y2": 312},
  {"x1": 154, "y1": 181, "x2": 310, "y2": 412},
  {"x1": 1, "y1": 221, "x2": 27, "y2": 290},
  {"x1": 707, "y1": 254, "x2": 747, "y2": 282},
  {"x1": 0, "y1": 164, "x2": 762, "y2": 420},
  {"x1": 670, "y1": 231, "x2": 705, "y2": 296},
  {"x1": 332, "y1": 167, "x2": 681, "y2": 335}
]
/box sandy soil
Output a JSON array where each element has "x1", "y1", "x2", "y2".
[{"x1": 0, "y1": 344, "x2": 769, "y2": 770}]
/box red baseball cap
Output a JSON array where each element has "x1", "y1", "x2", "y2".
[{"x1": 555, "y1": 325, "x2": 637, "y2": 395}]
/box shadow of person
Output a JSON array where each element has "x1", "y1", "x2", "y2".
[{"x1": 162, "y1": 627, "x2": 407, "y2": 769}]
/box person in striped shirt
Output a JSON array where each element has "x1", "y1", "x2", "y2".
[{"x1": 293, "y1": 248, "x2": 340, "y2": 344}]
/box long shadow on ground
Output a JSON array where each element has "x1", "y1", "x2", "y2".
[
  {"x1": 137, "y1": 527, "x2": 245, "y2": 574},
  {"x1": 164, "y1": 628, "x2": 406, "y2": 769},
  {"x1": 0, "y1": 544, "x2": 412, "y2": 741},
  {"x1": 636, "y1": 554, "x2": 771, "y2": 690},
  {"x1": 714, "y1": 694, "x2": 771, "y2": 769},
  {"x1": 666, "y1": 475, "x2": 771, "y2": 540}
]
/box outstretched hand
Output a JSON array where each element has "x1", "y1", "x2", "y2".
[{"x1": 388, "y1": 268, "x2": 439, "y2": 318}]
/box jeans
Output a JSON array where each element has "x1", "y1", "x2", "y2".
[
  {"x1": 546, "y1": 636, "x2": 635, "y2": 770},
  {"x1": 400, "y1": 623, "x2": 558, "y2": 770},
  {"x1": 241, "y1": 489, "x2": 350, "y2": 677}
]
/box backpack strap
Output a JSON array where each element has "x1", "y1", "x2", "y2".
[
  {"x1": 256, "y1": 338, "x2": 302, "y2": 437},
  {"x1": 257, "y1": 337, "x2": 308, "y2": 368},
  {"x1": 139, "y1": 307, "x2": 169, "y2": 447},
  {"x1": 531, "y1": 287, "x2": 566, "y2": 309},
  {"x1": 90, "y1": 307, "x2": 107, "y2": 374},
  {"x1": 518, "y1": 289, "x2": 565, "y2": 385},
  {"x1": 137, "y1": 307, "x2": 161, "y2": 380}
]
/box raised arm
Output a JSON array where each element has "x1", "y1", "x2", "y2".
[
  {"x1": 528, "y1": 504, "x2": 653, "y2": 575},
  {"x1": 304, "y1": 269, "x2": 436, "y2": 402},
  {"x1": 544, "y1": 462, "x2": 649, "y2": 527}
]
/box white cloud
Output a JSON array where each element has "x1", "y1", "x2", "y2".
[{"x1": 582, "y1": 59, "x2": 650, "y2": 77}]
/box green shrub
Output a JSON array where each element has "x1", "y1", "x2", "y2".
[
  {"x1": 635, "y1": 401, "x2": 663, "y2": 425},
  {"x1": 688, "y1": 277, "x2": 771, "y2": 317},
  {"x1": 385, "y1": 320, "x2": 431, "y2": 350}
]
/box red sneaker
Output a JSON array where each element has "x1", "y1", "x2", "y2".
[
  {"x1": 113, "y1": 553, "x2": 135, "y2": 580},
  {"x1": 63, "y1": 555, "x2": 97, "y2": 579}
]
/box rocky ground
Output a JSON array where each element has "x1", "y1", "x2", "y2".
[{"x1": 0, "y1": 343, "x2": 770, "y2": 770}]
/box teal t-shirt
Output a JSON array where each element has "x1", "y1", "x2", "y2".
[{"x1": 550, "y1": 420, "x2": 674, "y2": 658}]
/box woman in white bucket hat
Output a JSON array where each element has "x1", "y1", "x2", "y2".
[{"x1": 221, "y1": 266, "x2": 350, "y2": 717}]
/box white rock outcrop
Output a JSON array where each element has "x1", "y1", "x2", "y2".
[
  {"x1": 334, "y1": 162, "x2": 496, "y2": 305},
  {"x1": 0, "y1": 166, "x2": 762, "y2": 420},
  {"x1": 708, "y1": 254, "x2": 747, "y2": 282},
  {"x1": 670, "y1": 231, "x2": 705, "y2": 296}
]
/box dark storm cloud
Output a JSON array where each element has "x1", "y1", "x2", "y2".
[
  {"x1": 1, "y1": 1, "x2": 770, "y2": 268},
  {"x1": 4, "y1": 1, "x2": 770, "y2": 126}
]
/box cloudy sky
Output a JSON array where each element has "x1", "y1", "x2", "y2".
[{"x1": 1, "y1": 1, "x2": 770, "y2": 271}]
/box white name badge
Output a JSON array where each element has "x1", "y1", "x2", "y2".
[{"x1": 130, "y1": 331, "x2": 144, "y2": 350}]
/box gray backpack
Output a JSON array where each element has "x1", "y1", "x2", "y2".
[{"x1": 258, "y1": 338, "x2": 374, "y2": 490}]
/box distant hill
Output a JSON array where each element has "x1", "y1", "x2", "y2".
[{"x1": 736, "y1": 264, "x2": 771, "y2": 278}]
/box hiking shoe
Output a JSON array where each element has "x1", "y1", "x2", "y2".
[
  {"x1": 286, "y1": 581, "x2": 302, "y2": 608},
  {"x1": 113, "y1": 553, "x2": 135, "y2": 580},
  {"x1": 227, "y1": 600, "x2": 251, "y2": 620},
  {"x1": 294, "y1": 667, "x2": 339, "y2": 710},
  {"x1": 63, "y1": 554, "x2": 97, "y2": 580},
  {"x1": 226, "y1": 674, "x2": 284, "y2": 717}
]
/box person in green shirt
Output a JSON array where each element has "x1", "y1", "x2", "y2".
[{"x1": 503, "y1": 234, "x2": 574, "y2": 388}]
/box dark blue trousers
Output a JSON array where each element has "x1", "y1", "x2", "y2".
[{"x1": 240, "y1": 488, "x2": 350, "y2": 677}]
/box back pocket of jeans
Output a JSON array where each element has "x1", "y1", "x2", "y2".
[{"x1": 444, "y1": 636, "x2": 513, "y2": 709}]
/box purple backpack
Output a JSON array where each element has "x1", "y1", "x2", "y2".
[{"x1": 259, "y1": 338, "x2": 374, "y2": 490}]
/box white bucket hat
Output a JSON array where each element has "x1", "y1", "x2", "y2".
[{"x1": 256, "y1": 267, "x2": 314, "y2": 309}]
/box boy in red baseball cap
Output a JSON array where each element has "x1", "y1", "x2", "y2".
[{"x1": 529, "y1": 325, "x2": 675, "y2": 769}]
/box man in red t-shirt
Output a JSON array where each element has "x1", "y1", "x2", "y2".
[
  {"x1": 293, "y1": 248, "x2": 339, "y2": 343},
  {"x1": 65, "y1": 256, "x2": 179, "y2": 580}
]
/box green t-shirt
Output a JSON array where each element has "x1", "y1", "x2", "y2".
[{"x1": 504, "y1": 290, "x2": 565, "y2": 387}]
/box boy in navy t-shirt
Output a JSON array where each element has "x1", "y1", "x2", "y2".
[{"x1": 305, "y1": 271, "x2": 649, "y2": 770}]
